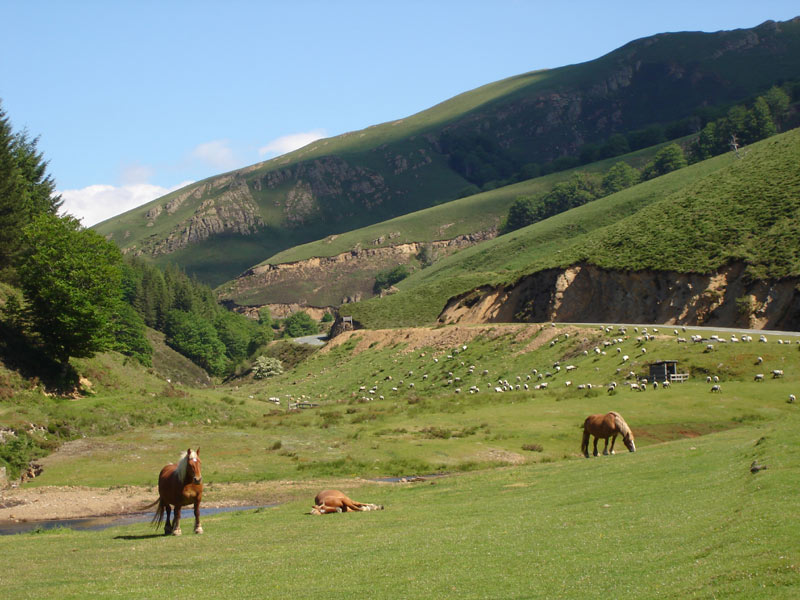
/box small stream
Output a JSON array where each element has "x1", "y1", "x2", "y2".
[{"x1": 0, "y1": 505, "x2": 269, "y2": 536}]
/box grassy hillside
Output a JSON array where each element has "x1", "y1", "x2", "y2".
[
  {"x1": 344, "y1": 128, "x2": 800, "y2": 328},
  {"x1": 6, "y1": 322, "x2": 799, "y2": 484},
  {"x1": 94, "y1": 19, "x2": 800, "y2": 286},
  {"x1": 253, "y1": 143, "x2": 667, "y2": 266},
  {"x1": 215, "y1": 142, "x2": 673, "y2": 306},
  {"x1": 1, "y1": 323, "x2": 799, "y2": 598}
]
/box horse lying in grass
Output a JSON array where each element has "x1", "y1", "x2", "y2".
[
  {"x1": 310, "y1": 489, "x2": 384, "y2": 515},
  {"x1": 581, "y1": 412, "x2": 636, "y2": 458},
  {"x1": 145, "y1": 448, "x2": 204, "y2": 535}
]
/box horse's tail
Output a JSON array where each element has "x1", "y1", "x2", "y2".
[{"x1": 146, "y1": 497, "x2": 166, "y2": 528}]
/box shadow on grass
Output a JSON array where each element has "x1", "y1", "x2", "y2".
[
  {"x1": 0, "y1": 321, "x2": 79, "y2": 391},
  {"x1": 113, "y1": 533, "x2": 164, "y2": 540}
]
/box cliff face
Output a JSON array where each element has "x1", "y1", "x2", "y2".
[
  {"x1": 220, "y1": 231, "x2": 495, "y2": 307},
  {"x1": 439, "y1": 263, "x2": 800, "y2": 330}
]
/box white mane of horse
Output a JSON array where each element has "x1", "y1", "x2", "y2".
[
  {"x1": 175, "y1": 449, "x2": 198, "y2": 481},
  {"x1": 611, "y1": 412, "x2": 631, "y2": 437}
]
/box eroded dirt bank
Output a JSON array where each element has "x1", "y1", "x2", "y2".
[{"x1": 439, "y1": 263, "x2": 800, "y2": 330}]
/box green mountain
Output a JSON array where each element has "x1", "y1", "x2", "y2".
[
  {"x1": 343, "y1": 127, "x2": 800, "y2": 330},
  {"x1": 94, "y1": 18, "x2": 800, "y2": 287}
]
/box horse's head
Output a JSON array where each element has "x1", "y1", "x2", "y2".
[
  {"x1": 623, "y1": 432, "x2": 636, "y2": 453},
  {"x1": 186, "y1": 447, "x2": 202, "y2": 484}
]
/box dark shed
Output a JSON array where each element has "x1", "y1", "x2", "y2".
[{"x1": 649, "y1": 360, "x2": 679, "y2": 382}]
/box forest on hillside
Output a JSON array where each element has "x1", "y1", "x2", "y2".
[{"x1": 0, "y1": 101, "x2": 330, "y2": 387}]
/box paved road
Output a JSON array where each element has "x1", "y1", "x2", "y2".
[{"x1": 293, "y1": 334, "x2": 328, "y2": 346}]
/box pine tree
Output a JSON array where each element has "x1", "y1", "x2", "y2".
[
  {"x1": 0, "y1": 102, "x2": 28, "y2": 280},
  {"x1": 0, "y1": 100, "x2": 63, "y2": 282}
]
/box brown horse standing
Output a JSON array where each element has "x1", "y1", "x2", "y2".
[
  {"x1": 146, "y1": 448, "x2": 204, "y2": 535},
  {"x1": 581, "y1": 412, "x2": 636, "y2": 458},
  {"x1": 310, "y1": 489, "x2": 384, "y2": 515}
]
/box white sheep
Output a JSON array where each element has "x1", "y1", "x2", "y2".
[
  {"x1": 710, "y1": 384, "x2": 721, "y2": 393},
  {"x1": 754, "y1": 374, "x2": 764, "y2": 382}
]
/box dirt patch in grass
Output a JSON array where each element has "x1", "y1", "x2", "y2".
[
  {"x1": 323, "y1": 324, "x2": 532, "y2": 356},
  {"x1": 634, "y1": 421, "x2": 735, "y2": 443}
]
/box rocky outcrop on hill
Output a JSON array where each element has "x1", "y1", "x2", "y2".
[
  {"x1": 124, "y1": 178, "x2": 265, "y2": 257},
  {"x1": 220, "y1": 230, "x2": 496, "y2": 306},
  {"x1": 439, "y1": 263, "x2": 800, "y2": 330}
]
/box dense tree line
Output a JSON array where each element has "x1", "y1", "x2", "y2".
[
  {"x1": 0, "y1": 99, "x2": 272, "y2": 379},
  {"x1": 690, "y1": 87, "x2": 791, "y2": 162},
  {"x1": 444, "y1": 82, "x2": 797, "y2": 196},
  {"x1": 499, "y1": 84, "x2": 794, "y2": 236},
  {"x1": 500, "y1": 143, "x2": 688, "y2": 235},
  {"x1": 122, "y1": 258, "x2": 273, "y2": 375}
]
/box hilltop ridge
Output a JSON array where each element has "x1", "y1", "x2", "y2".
[{"x1": 94, "y1": 18, "x2": 800, "y2": 287}]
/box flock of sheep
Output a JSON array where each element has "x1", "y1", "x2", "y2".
[{"x1": 344, "y1": 324, "x2": 797, "y2": 405}]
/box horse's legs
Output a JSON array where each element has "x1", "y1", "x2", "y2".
[
  {"x1": 609, "y1": 434, "x2": 617, "y2": 455},
  {"x1": 164, "y1": 504, "x2": 173, "y2": 535},
  {"x1": 592, "y1": 436, "x2": 599, "y2": 457},
  {"x1": 171, "y1": 505, "x2": 182, "y2": 536},
  {"x1": 193, "y1": 500, "x2": 203, "y2": 534},
  {"x1": 581, "y1": 429, "x2": 590, "y2": 458},
  {"x1": 342, "y1": 499, "x2": 366, "y2": 512}
]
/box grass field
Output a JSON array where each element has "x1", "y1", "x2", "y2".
[
  {"x1": 1, "y1": 416, "x2": 797, "y2": 598},
  {"x1": 1, "y1": 324, "x2": 799, "y2": 598}
]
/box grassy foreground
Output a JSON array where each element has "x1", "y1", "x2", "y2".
[
  {"x1": 1, "y1": 417, "x2": 798, "y2": 599},
  {"x1": 1, "y1": 324, "x2": 800, "y2": 598}
]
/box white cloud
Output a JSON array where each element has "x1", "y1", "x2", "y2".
[
  {"x1": 120, "y1": 163, "x2": 155, "y2": 185},
  {"x1": 59, "y1": 181, "x2": 192, "y2": 227},
  {"x1": 258, "y1": 129, "x2": 327, "y2": 157},
  {"x1": 190, "y1": 140, "x2": 239, "y2": 170}
]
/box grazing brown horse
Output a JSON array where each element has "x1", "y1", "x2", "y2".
[
  {"x1": 581, "y1": 412, "x2": 636, "y2": 458},
  {"x1": 310, "y1": 489, "x2": 384, "y2": 515},
  {"x1": 145, "y1": 448, "x2": 204, "y2": 535}
]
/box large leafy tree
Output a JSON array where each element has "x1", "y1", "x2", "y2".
[
  {"x1": 16, "y1": 214, "x2": 124, "y2": 365},
  {"x1": 602, "y1": 162, "x2": 641, "y2": 195},
  {"x1": 0, "y1": 101, "x2": 62, "y2": 282},
  {"x1": 283, "y1": 311, "x2": 319, "y2": 337},
  {"x1": 643, "y1": 144, "x2": 687, "y2": 180},
  {"x1": 164, "y1": 309, "x2": 227, "y2": 375}
]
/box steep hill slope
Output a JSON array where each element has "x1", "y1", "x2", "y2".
[
  {"x1": 343, "y1": 127, "x2": 800, "y2": 329},
  {"x1": 216, "y1": 143, "x2": 669, "y2": 307},
  {"x1": 94, "y1": 18, "x2": 800, "y2": 286}
]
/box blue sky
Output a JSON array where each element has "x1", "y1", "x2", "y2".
[{"x1": 2, "y1": 1, "x2": 798, "y2": 225}]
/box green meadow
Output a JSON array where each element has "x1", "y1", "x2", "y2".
[
  {"x1": 2, "y1": 324, "x2": 799, "y2": 598},
  {"x1": 1, "y1": 410, "x2": 797, "y2": 599}
]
